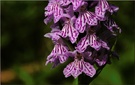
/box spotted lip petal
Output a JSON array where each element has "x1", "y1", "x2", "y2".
[
  {"x1": 63, "y1": 58, "x2": 96, "y2": 78},
  {"x1": 76, "y1": 33, "x2": 101, "y2": 52},
  {"x1": 63, "y1": 60, "x2": 82, "y2": 78},
  {"x1": 61, "y1": 17, "x2": 79, "y2": 43},
  {"x1": 53, "y1": 4, "x2": 64, "y2": 23},
  {"x1": 75, "y1": 35, "x2": 89, "y2": 53},
  {"x1": 95, "y1": 0, "x2": 109, "y2": 21},
  {"x1": 75, "y1": 11, "x2": 98, "y2": 33},
  {"x1": 76, "y1": 33, "x2": 110, "y2": 52},
  {"x1": 82, "y1": 61, "x2": 96, "y2": 77},
  {"x1": 63, "y1": 61, "x2": 74, "y2": 77},
  {"x1": 71, "y1": 59, "x2": 83, "y2": 78},
  {"x1": 95, "y1": 6, "x2": 106, "y2": 21},
  {"x1": 95, "y1": 0, "x2": 119, "y2": 21},
  {"x1": 46, "y1": 44, "x2": 69, "y2": 65},
  {"x1": 45, "y1": 0, "x2": 64, "y2": 23}
]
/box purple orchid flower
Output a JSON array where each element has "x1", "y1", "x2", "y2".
[
  {"x1": 75, "y1": 11, "x2": 98, "y2": 33},
  {"x1": 95, "y1": 54, "x2": 108, "y2": 66},
  {"x1": 44, "y1": 0, "x2": 121, "y2": 80},
  {"x1": 95, "y1": 0, "x2": 119, "y2": 21},
  {"x1": 44, "y1": 27, "x2": 61, "y2": 41},
  {"x1": 63, "y1": 50, "x2": 96, "y2": 78},
  {"x1": 45, "y1": 25, "x2": 69, "y2": 65},
  {"x1": 76, "y1": 29, "x2": 110, "y2": 53},
  {"x1": 83, "y1": 48, "x2": 109, "y2": 67},
  {"x1": 75, "y1": 3, "x2": 98, "y2": 33},
  {"x1": 92, "y1": 48, "x2": 109, "y2": 66},
  {"x1": 95, "y1": 0, "x2": 109, "y2": 21},
  {"x1": 44, "y1": 0, "x2": 64, "y2": 23},
  {"x1": 45, "y1": 41, "x2": 69, "y2": 65},
  {"x1": 61, "y1": 16, "x2": 79, "y2": 43},
  {"x1": 104, "y1": 18, "x2": 121, "y2": 36}
]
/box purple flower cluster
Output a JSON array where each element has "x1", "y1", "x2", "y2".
[{"x1": 44, "y1": 0, "x2": 121, "y2": 78}]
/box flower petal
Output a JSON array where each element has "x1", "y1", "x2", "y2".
[
  {"x1": 75, "y1": 11, "x2": 98, "y2": 33},
  {"x1": 61, "y1": 19, "x2": 79, "y2": 43},
  {"x1": 71, "y1": 0, "x2": 83, "y2": 11},
  {"x1": 44, "y1": 28, "x2": 61, "y2": 41},
  {"x1": 63, "y1": 62, "x2": 74, "y2": 78},
  {"x1": 60, "y1": 0, "x2": 71, "y2": 6},
  {"x1": 104, "y1": 18, "x2": 121, "y2": 34},
  {"x1": 76, "y1": 35, "x2": 89, "y2": 53},
  {"x1": 95, "y1": 0, "x2": 109, "y2": 21},
  {"x1": 108, "y1": 4, "x2": 119, "y2": 14},
  {"x1": 77, "y1": 33, "x2": 106, "y2": 52},
  {"x1": 98, "y1": 0, "x2": 109, "y2": 12},
  {"x1": 85, "y1": 11, "x2": 98, "y2": 26},
  {"x1": 44, "y1": 15, "x2": 53, "y2": 24},
  {"x1": 75, "y1": 14, "x2": 86, "y2": 33},
  {"x1": 67, "y1": 50, "x2": 77, "y2": 58},
  {"x1": 53, "y1": 4, "x2": 64, "y2": 23},
  {"x1": 61, "y1": 23, "x2": 68, "y2": 38},
  {"x1": 46, "y1": 44, "x2": 69, "y2": 65},
  {"x1": 95, "y1": 6, "x2": 106, "y2": 21},
  {"x1": 100, "y1": 40, "x2": 110, "y2": 50},
  {"x1": 63, "y1": 59, "x2": 83, "y2": 78},
  {"x1": 45, "y1": 1, "x2": 64, "y2": 23},
  {"x1": 45, "y1": 54, "x2": 54, "y2": 65},
  {"x1": 69, "y1": 25, "x2": 79, "y2": 43},
  {"x1": 96, "y1": 54, "x2": 108, "y2": 66},
  {"x1": 45, "y1": 2, "x2": 54, "y2": 16},
  {"x1": 71, "y1": 60, "x2": 83, "y2": 78},
  {"x1": 82, "y1": 51, "x2": 92, "y2": 61},
  {"x1": 58, "y1": 54, "x2": 68, "y2": 63},
  {"x1": 82, "y1": 61, "x2": 96, "y2": 77},
  {"x1": 89, "y1": 34, "x2": 101, "y2": 51}
]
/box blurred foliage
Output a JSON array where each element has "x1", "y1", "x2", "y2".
[{"x1": 1, "y1": 1, "x2": 135, "y2": 85}]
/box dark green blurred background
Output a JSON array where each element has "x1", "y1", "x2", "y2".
[{"x1": 1, "y1": 1, "x2": 135, "y2": 85}]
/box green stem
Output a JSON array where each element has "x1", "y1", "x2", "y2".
[
  {"x1": 111, "y1": 37, "x2": 117, "y2": 51},
  {"x1": 75, "y1": 77, "x2": 78, "y2": 85},
  {"x1": 73, "y1": 77, "x2": 78, "y2": 85}
]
